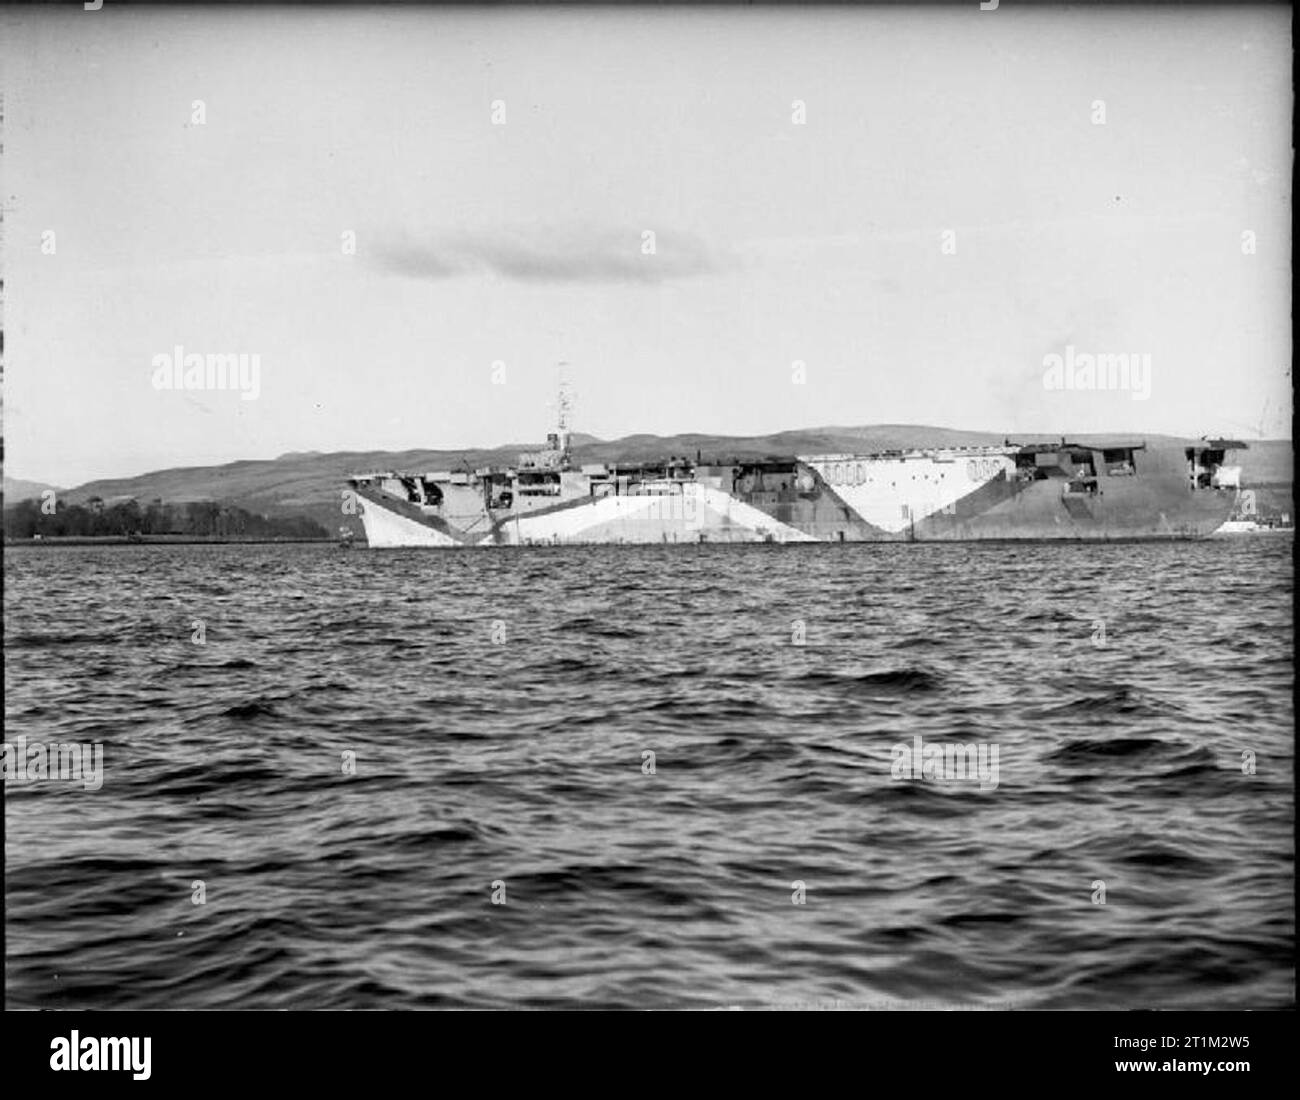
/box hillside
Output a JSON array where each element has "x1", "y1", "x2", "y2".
[
  {"x1": 3, "y1": 477, "x2": 63, "y2": 503},
  {"x1": 47, "y1": 427, "x2": 1293, "y2": 538}
]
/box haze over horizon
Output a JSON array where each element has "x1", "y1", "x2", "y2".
[{"x1": 2, "y1": 5, "x2": 1291, "y2": 487}]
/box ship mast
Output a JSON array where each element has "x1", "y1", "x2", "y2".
[{"x1": 555, "y1": 367, "x2": 574, "y2": 463}]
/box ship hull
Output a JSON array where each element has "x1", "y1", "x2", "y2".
[
  {"x1": 351, "y1": 441, "x2": 1239, "y2": 547},
  {"x1": 908, "y1": 468, "x2": 1235, "y2": 540}
]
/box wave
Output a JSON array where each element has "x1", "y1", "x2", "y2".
[{"x1": 795, "y1": 668, "x2": 942, "y2": 693}]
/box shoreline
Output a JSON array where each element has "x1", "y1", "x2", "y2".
[{"x1": 4, "y1": 536, "x2": 338, "y2": 547}]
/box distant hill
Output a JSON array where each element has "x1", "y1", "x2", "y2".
[
  {"x1": 52, "y1": 427, "x2": 1293, "y2": 538},
  {"x1": 3, "y1": 477, "x2": 63, "y2": 503}
]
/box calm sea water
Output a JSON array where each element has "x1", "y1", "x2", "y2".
[{"x1": 4, "y1": 540, "x2": 1294, "y2": 1009}]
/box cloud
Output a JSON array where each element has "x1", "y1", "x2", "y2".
[{"x1": 370, "y1": 225, "x2": 728, "y2": 285}]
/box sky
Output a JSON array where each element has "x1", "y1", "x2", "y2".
[{"x1": 1, "y1": 4, "x2": 1291, "y2": 486}]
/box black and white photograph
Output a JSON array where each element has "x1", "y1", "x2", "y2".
[{"x1": 1, "y1": 0, "x2": 1293, "y2": 1068}]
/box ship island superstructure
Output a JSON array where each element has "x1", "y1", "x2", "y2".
[{"x1": 346, "y1": 395, "x2": 1246, "y2": 547}]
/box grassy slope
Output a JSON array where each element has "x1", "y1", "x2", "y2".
[{"x1": 2, "y1": 477, "x2": 64, "y2": 503}]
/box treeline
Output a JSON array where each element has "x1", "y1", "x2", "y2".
[{"x1": 3, "y1": 497, "x2": 329, "y2": 540}]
